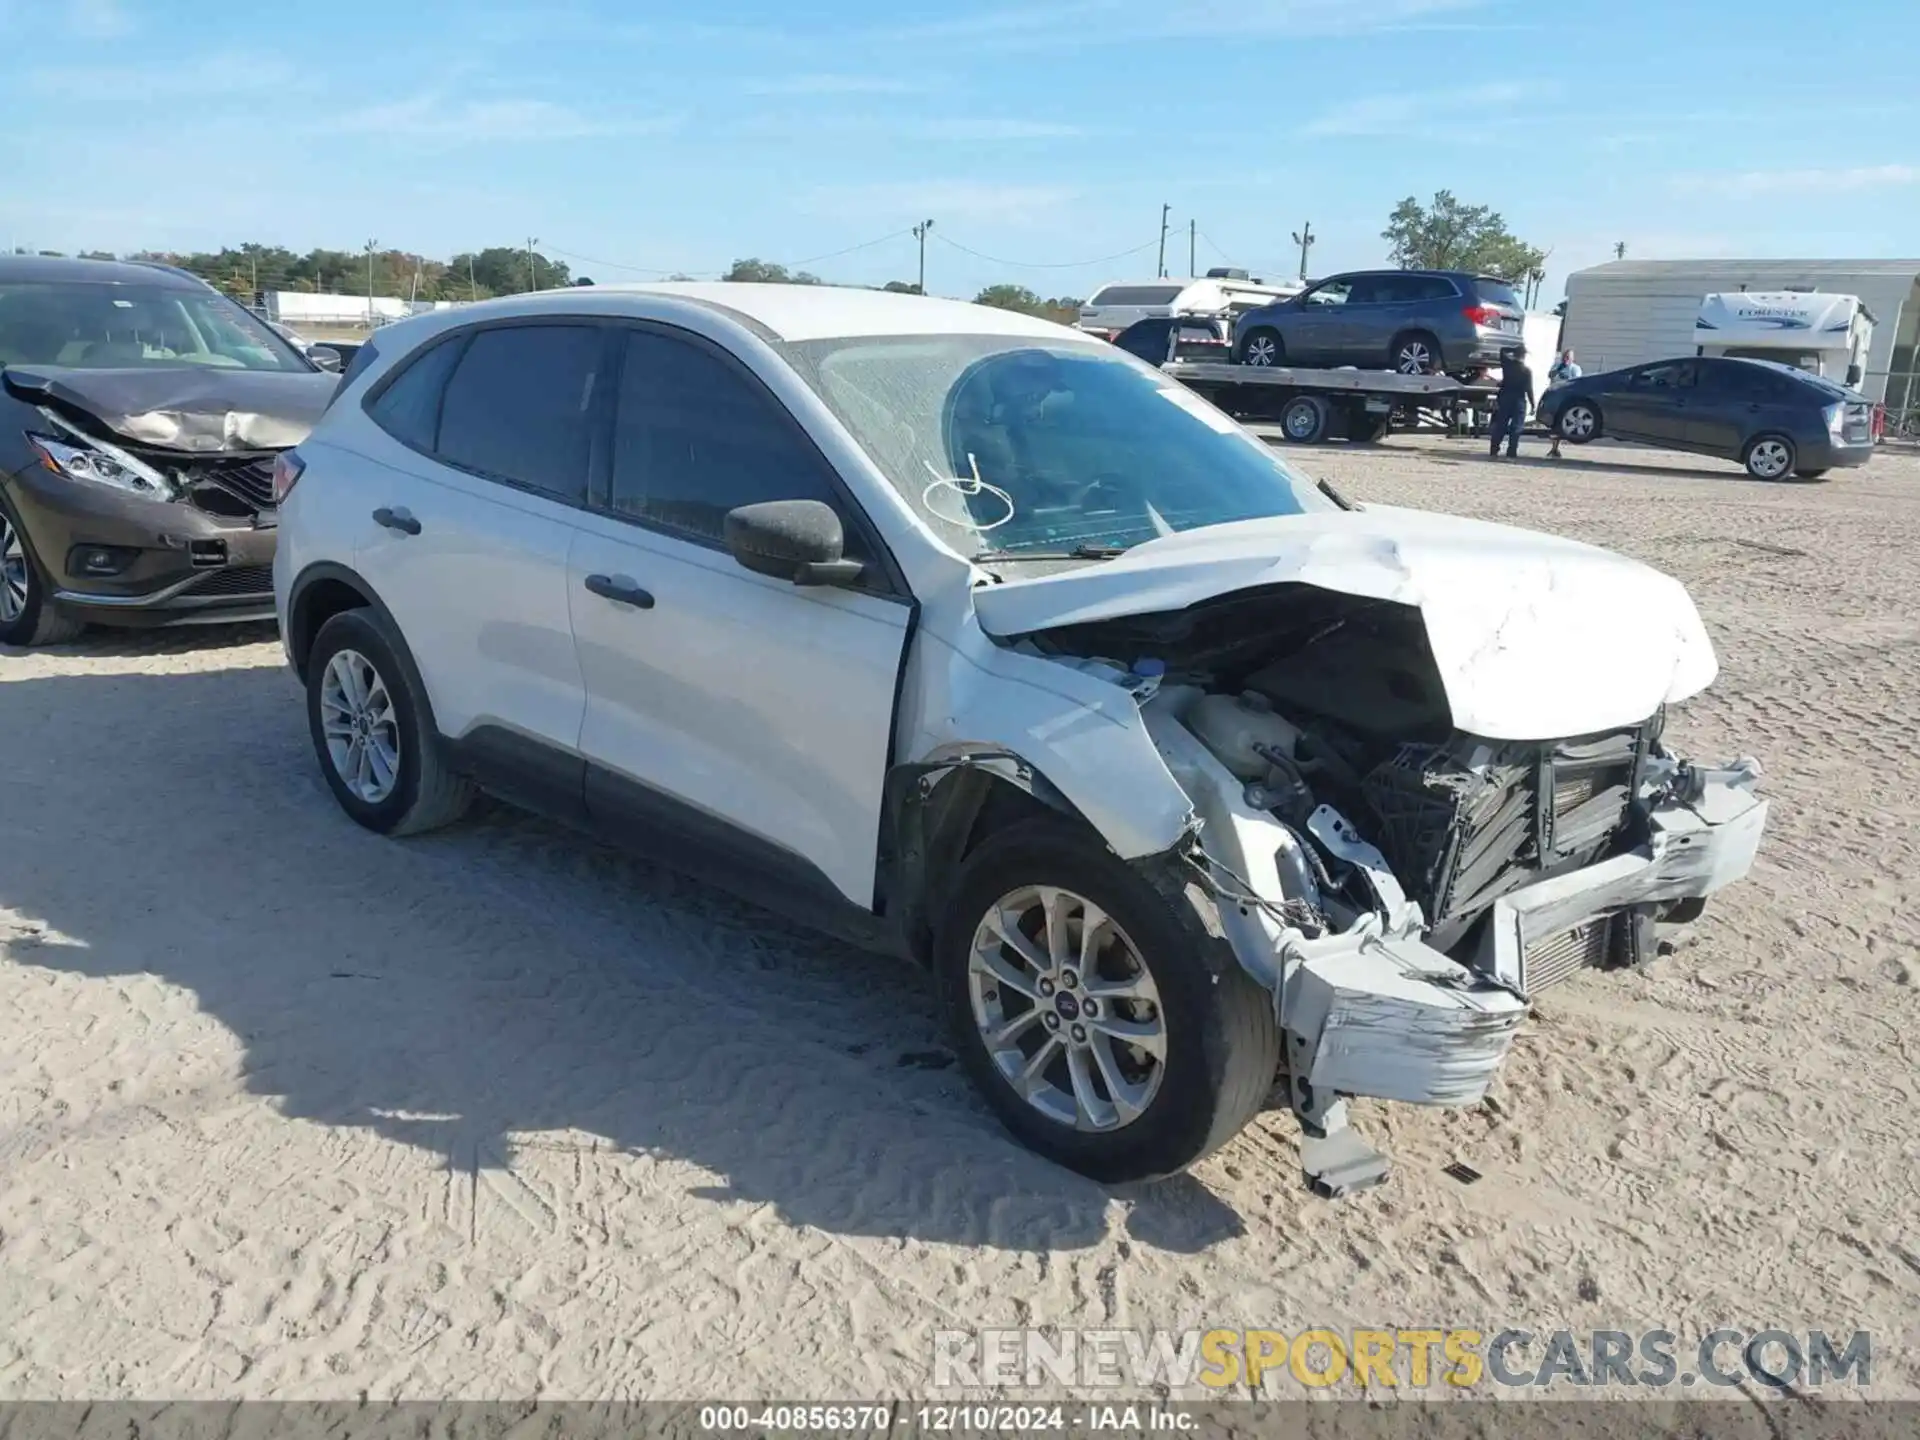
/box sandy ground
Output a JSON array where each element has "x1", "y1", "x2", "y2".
[{"x1": 2, "y1": 436, "x2": 1916, "y2": 1403}]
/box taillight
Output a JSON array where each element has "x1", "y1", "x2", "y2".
[
  {"x1": 271, "y1": 449, "x2": 306, "y2": 503},
  {"x1": 1462, "y1": 304, "x2": 1500, "y2": 327}
]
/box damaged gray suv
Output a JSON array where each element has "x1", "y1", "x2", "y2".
[
  {"x1": 0, "y1": 255, "x2": 334, "y2": 645},
  {"x1": 275, "y1": 283, "x2": 1769, "y2": 1193}
]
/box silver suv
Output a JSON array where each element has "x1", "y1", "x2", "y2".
[{"x1": 1233, "y1": 269, "x2": 1526, "y2": 375}]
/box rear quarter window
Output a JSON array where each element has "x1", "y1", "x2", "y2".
[
  {"x1": 365, "y1": 334, "x2": 467, "y2": 450},
  {"x1": 1470, "y1": 278, "x2": 1521, "y2": 307}
]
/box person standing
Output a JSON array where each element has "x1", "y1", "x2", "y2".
[
  {"x1": 1545, "y1": 347, "x2": 1582, "y2": 458},
  {"x1": 1489, "y1": 345, "x2": 1533, "y2": 459}
]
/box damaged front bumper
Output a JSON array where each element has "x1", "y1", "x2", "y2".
[{"x1": 1281, "y1": 759, "x2": 1768, "y2": 1119}]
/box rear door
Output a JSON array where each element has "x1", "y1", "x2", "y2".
[
  {"x1": 352, "y1": 321, "x2": 604, "y2": 814},
  {"x1": 1687, "y1": 358, "x2": 1764, "y2": 456},
  {"x1": 1609, "y1": 359, "x2": 1699, "y2": 445},
  {"x1": 568, "y1": 324, "x2": 913, "y2": 911}
]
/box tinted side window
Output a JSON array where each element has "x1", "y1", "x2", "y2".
[
  {"x1": 435, "y1": 325, "x2": 602, "y2": 504},
  {"x1": 1415, "y1": 276, "x2": 1462, "y2": 301},
  {"x1": 1630, "y1": 360, "x2": 1698, "y2": 390},
  {"x1": 366, "y1": 335, "x2": 465, "y2": 450},
  {"x1": 610, "y1": 330, "x2": 860, "y2": 552}
]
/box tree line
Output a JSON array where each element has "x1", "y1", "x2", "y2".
[{"x1": 21, "y1": 191, "x2": 1544, "y2": 326}]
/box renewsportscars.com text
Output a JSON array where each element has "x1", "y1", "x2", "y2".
[{"x1": 932, "y1": 1327, "x2": 1873, "y2": 1392}]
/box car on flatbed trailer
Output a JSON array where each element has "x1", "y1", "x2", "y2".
[{"x1": 1163, "y1": 359, "x2": 1494, "y2": 444}]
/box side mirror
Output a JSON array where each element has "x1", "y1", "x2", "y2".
[
  {"x1": 723, "y1": 499, "x2": 865, "y2": 587},
  {"x1": 308, "y1": 346, "x2": 343, "y2": 373}
]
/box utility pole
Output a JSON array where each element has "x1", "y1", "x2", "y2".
[
  {"x1": 1156, "y1": 203, "x2": 1171, "y2": 278},
  {"x1": 526, "y1": 236, "x2": 540, "y2": 293},
  {"x1": 468, "y1": 254, "x2": 478, "y2": 302},
  {"x1": 1290, "y1": 221, "x2": 1316, "y2": 280},
  {"x1": 1188, "y1": 220, "x2": 1195, "y2": 278},
  {"x1": 912, "y1": 218, "x2": 934, "y2": 295},
  {"x1": 409, "y1": 254, "x2": 421, "y2": 305},
  {"x1": 364, "y1": 238, "x2": 378, "y2": 324}
]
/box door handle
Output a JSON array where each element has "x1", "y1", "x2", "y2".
[
  {"x1": 372, "y1": 506, "x2": 421, "y2": 535},
  {"x1": 584, "y1": 572, "x2": 655, "y2": 609}
]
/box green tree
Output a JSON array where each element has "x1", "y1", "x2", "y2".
[
  {"x1": 974, "y1": 283, "x2": 1043, "y2": 313},
  {"x1": 882, "y1": 279, "x2": 923, "y2": 295},
  {"x1": 724, "y1": 258, "x2": 821, "y2": 284},
  {"x1": 1381, "y1": 191, "x2": 1545, "y2": 281}
]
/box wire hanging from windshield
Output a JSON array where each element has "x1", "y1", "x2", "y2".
[{"x1": 922, "y1": 453, "x2": 1015, "y2": 531}]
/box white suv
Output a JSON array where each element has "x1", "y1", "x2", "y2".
[{"x1": 274, "y1": 283, "x2": 1768, "y2": 1192}]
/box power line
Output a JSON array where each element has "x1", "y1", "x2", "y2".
[
  {"x1": 931, "y1": 233, "x2": 1161, "y2": 271},
  {"x1": 1195, "y1": 229, "x2": 1237, "y2": 266}
]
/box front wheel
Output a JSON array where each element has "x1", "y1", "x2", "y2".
[
  {"x1": 1557, "y1": 401, "x2": 1600, "y2": 443},
  {"x1": 1743, "y1": 434, "x2": 1796, "y2": 481},
  {"x1": 0, "y1": 500, "x2": 85, "y2": 646},
  {"x1": 935, "y1": 820, "x2": 1280, "y2": 1182},
  {"x1": 1239, "y1": 328, "x2": 1283, "y2": 367}
]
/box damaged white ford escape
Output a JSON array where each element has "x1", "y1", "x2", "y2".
[{"x1": 274, "y1": 284, "x2": 1768, "y2": 1192}]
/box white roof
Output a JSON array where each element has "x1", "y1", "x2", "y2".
[
  {"x1": 535, "y1": 281, "x2": 1081, "y2": 343},
  {"x1": 1571, "y1": 258, "x2": 1920, "y2": 287}
]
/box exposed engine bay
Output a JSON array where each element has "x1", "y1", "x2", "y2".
[{"x1": 1021, "y1": 583, "x2": 1769, "y2": 1193}]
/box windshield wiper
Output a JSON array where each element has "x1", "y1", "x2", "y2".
[
  {"x1": 972, "y1": 543, "x2": 1130, "y2": 563},
  {"x1": 1317, "y1": 477, "x2": 1362, "y2": 511}
]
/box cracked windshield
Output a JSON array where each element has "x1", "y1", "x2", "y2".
[{"x1": 785, "y1": 335, "x2": 1334, "y2": 562}]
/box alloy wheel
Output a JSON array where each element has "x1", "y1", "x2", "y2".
[
  {"x1": 1748, "y1": 439, "x2": 1793, "y2": 479},
  {"x1": 1396, "y1": 340, "x2": 1435, "y2": 374},
  {"x1": 0, "y1": 515, "x2": 29, "y2": 625},
  {"x1": 320, "y1": 648, "x2": 402, "y2": 803},
  {"x1": 967, "y1": 884, "x2": 1167, "y2": 1132},
  {"x1": 1562, "y1": 405, "x2": 1597, "y2": 440},
  {"x1": 1243, "y1": 334, "x2": 1278, "y2": 366}
]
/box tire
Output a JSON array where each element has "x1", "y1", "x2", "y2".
[
  {"x1": 1557, "y1": 401, "x2": 1600, "y2": 444},
  {"x1": 1742, "y1": 434, "x2": 1797, "y2": 481},
  {"x1": 1239, "y1": 328, "x2": 1284, "y2": 367},
  {"x1": 1391, "y1": 331, "x2": 1441, "y2": 376},
  {"x1": 0, "y1": 496, "x2": 86, "y2": 647},
  {"x1": 1793, "y1": 467, "x2": 1829, "y2": 480},
  {"x1": 934, "y1": 819, "x2": 1280, "y2": 1183},
  {"x1": 1348, "y1": 410, "x2": 1390, "y2": 444},
  {"x1": 305, "y1": 607, "x2": 474, "y2": 836},
  {"x1": 1279, "y1": 395, "x2": 1328, "y2": 444}
]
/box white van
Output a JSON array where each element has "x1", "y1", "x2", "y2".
[
  {"x1": 1078, "y1": 270, "x2": 1303, "y2": 338},
  {"x1": 1694, "y1": 291, "x2": 1875, "y2": 390}
]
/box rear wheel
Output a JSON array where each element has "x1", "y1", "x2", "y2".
[
  {"x1": 1743, "y1": 434, "x2": 1796, "y2": 481},
  {"x1": 1279, "y1": 395, "x2": 1329, "y2": 443},
  {"x1": 0, "y1": 500, "x2": 85, "y2": 647},
  {"x1": 1239, "y1": 328, "x2": 1283, "y2": 367},
  {"x1": 306, "y1": 608, "x2": 474, "y2": 836},
  {"x1": 935, "y1": 820, "x2": 1280, "y2": 1182},
  {"x1": 1391, "y1": 331, "x2": 1441, "y2": 375}
]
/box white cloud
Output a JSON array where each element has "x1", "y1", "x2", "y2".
[
  {"x1": 914, "y1": 118, "x2": 1089, "y2": 140},
  {"x1": 1685, "y1": 164, "x2": 1920, "y2": 197},
  {"x1": 1302, "y1": 80, "x2": 1549, "y2": 137},
  {"x1": 743, "y1": 74, "x2": 917, "y2": 97},
  {"x1": 877, "y1": 0, "x2": 1493, "y2": 48},
  {"x1": 322, "y1": 94, "x2": 681, "y2": 142},
  {"x1": 68, "y1": 0, "x2": 130, "y2": 38}
]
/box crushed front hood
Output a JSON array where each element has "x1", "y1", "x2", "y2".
[
  {"x1": 2, "y1": 364, "x2": 336, "y2": 452},
  {"x1": 972, "y1": 506, "x2": 1719, "y2": 740}
]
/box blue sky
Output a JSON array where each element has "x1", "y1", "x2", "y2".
[{"x1": 2, "y1": 0, "x2": 1916, "y2": 301}]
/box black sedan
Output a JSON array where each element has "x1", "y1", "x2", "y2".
[{"x1": 1538, "y1": 355, "x2": 1875, "y2": 481}]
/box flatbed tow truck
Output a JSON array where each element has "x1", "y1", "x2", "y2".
[{"x1": 1162, "y1": 360, "x2": 1500, "y2": 444}]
